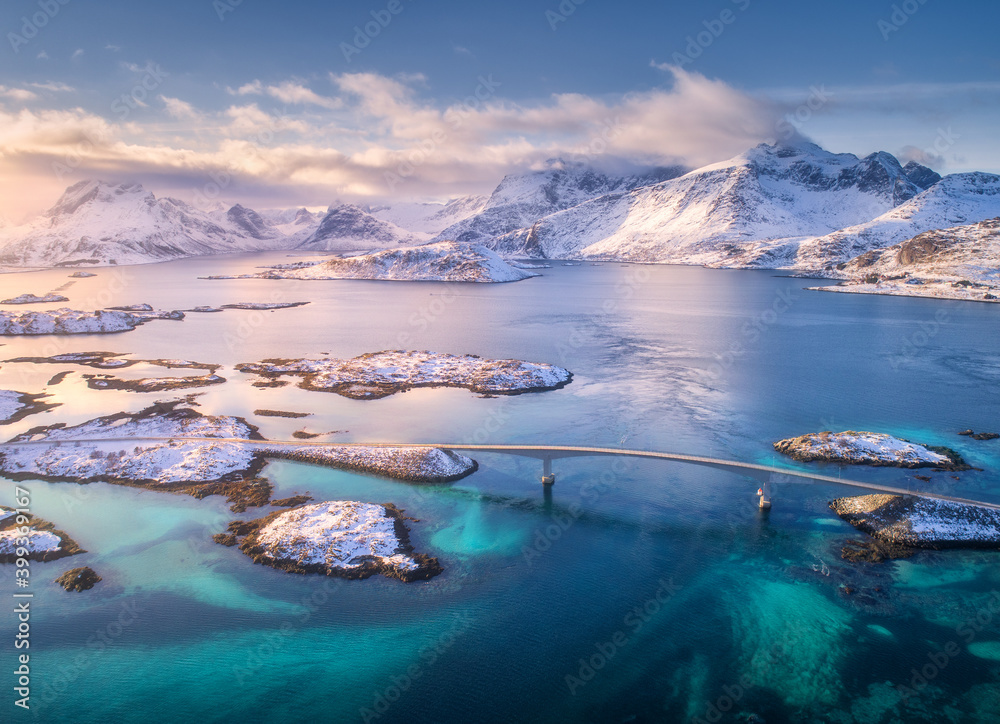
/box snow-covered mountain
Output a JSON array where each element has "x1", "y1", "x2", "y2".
[
  {"x1": 0, "y1": 181, "x2": 287, "y2": 267},
  {"x1": 840, "y1": 216, "x2": 1000, "y2": 282},
  {"x1": 488, "y1": 143, "x2": 939, "y2": 262},
  {"x1": 369, "y1": 195, "x2": 488, "y2": 236},
  {"x1": 433, "y1": 159, "x2": 687, "y2": 248},
  {"x1": 256, "y1": 207, "x2": 325, "y2": 245},
  {"x1": 788, "y1": 172, "x2": 1000, "y2": 270},
  {"x1": 298, "y1": 204, "x2": 428, "y2": 251}
]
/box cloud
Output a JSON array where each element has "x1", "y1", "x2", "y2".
[
  {"x1": 0, "y1": 68, "x2": 789, "y2": 215},
  {"x1": 264, "y1": 81, "x2": 341, "y2": 110},
  {"x1": 28, "y1": 82, "x2": 75, "y2": 93},
  {"x1": 228, "y1": 80, "x2": 264, "y2": 96},
  {"x1": 105, "y1": 44, "x2": 122, "y2": 52},
  {"x1": 36, "y1": 51, "x2": 48, "y2": 60},
  {"x1": 160, "y1": 96, "x2": 200, "y2": 121},
  {"x1": 0, "y1": 87, "x2": 39, "y2": 102},
  {"x1": 71, "y1": 49, "x2": 84, "y2": 61}
]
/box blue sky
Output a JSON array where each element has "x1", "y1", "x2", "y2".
[{"x1": 1, "y1": 0, "x2": 998, "y2": 217}]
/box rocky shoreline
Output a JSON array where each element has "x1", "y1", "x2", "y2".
[
  {"x1": 774, "y1": 431, "x2": 969, "y2": 470},
  {"x1": 218, "y1": 501, "x2": 443, "y2": 582},
  {"x1": 830, "y1": 494, "x2": 1000, "y2": 550}
]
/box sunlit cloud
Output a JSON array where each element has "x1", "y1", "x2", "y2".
[{"x1": 0, "y1": 68, "x2": 822, "y2": 217}]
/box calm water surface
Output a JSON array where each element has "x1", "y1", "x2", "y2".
[{"x1": 1, "y1": 255, "x2": 999, "y2": 723}]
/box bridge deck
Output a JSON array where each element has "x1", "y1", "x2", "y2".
[{"x1": 3, "y1": 436, "x2": 997, "y2": 510}]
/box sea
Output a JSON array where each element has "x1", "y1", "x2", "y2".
[{"x1": 1, "y1": 255, "x2": 999, "y2": 723}]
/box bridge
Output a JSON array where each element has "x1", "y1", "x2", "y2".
[{"x1": 6, "y1": 436, "x2": 998, "y2": 511}]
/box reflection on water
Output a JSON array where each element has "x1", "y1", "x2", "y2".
[{"x1": 1, "y1": 256, "x2": 999, "y2": 722}]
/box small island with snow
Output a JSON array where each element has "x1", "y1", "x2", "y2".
[
  {"x1": 0, "y1": 507, "x2": 84, "y2": 563},
  {"x1": 774, "y1": 430, "x2": 968, "y2": 470},
  {"x1": 218, "y1": 501, "x2": 442, "y2": 582},
  {"x1": 831, "y1": 494, "x2": 1000, "y2": 550},
  {"x1": 206, "y1": 241, "x2": 539, "y2": 283},
  {"x1": 237, "y1": 350, "x2": 572, "y2": 399},
  {"x1": 0, "y1": 307, "x2": 183, "y2": 335},
  {"x1": 1, "y1": 293, "x2": 70, "y2": 305}
]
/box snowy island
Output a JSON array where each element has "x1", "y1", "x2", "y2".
[
  {"x1": 0, "y1": 507, "x2": 83, "y2": 563},
  {"x1": 0, "y1": 403, "x2": 478, "y2": 510},
  {"x1": 0, "y1": 307, "x2": 182, "y2": 335},
  {"x1": 84, "y1": 373, "x2": 227, "y2": 393},
  {"x1": 1, "y1": 293, "x2": 70, "y2": 305},
  {"x1": 219, "y1": 501, "x2": 442, "y2": 582},
  {"x1": 831, "y1": 494, "x2": 1000, "y2": 550},
  {"x1": 205, "y1": 241, "x2": 539, "y2": 283},
  {"x1": 237, "y1": 350, "x2": 573, "y2": 399},
  {"x1": 3, "y1": 351, "x2": 220, "y2": 372},
  {"x1": 774, "y1": 431, "x2": 968, "y2": 470}
]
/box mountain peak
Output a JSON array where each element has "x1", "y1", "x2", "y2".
[{"x1": 47, "y1": 180, "x2": 149, "y2": 218}]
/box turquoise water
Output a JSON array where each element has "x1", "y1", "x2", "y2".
[{"x1": 2, "y1": 258, "x2": 1000, "y2": 722}]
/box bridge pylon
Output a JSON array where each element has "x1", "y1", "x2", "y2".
[{"x1": 541, "y1": 457, "x2": 555, "y2": 486}]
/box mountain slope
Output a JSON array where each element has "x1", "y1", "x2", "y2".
[
  {"x1": 491, "y1": 143, "x2": 938, "y2": 262},
  {"x1": 298, "y1": 204, "x2": 428, "y2": 252},
  {"x1": 369, "y1": 195, "x2": 488, "y2": 235},
  {"x1": 0, "y1": 181, "x2": 286, "y2": 267},
  {"x1": 840, "y1": 216, "x2": 1000, "y2": 282},
  {"x1": 788, "y1": 173, "x2": 1000, "y2": 270},
  {"x1": 257, "y1": 207, "x2": 325, "y2": 245},
  {"x1": 434, "y1": 159, "x2": 687, "y2": 248}
]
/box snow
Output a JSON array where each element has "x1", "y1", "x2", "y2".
[
  {"x1": 906, "y1": 499, "x2": 1000, "y2": 542},
  {"x1": 813, "y1": 280, "x2": 999, "y2": 304},
  {"x1": 0, "y1": 404, "x2": 477, "y2": 485},
  {"x1": 0, "y1": 308, "x2": 150, "y2": 335},
  {"x1": 2, "y1": 293, "x2": 69, "y2": 304},
  {"x1": 270, "y1": 445, "x2": 476, "y2": 482},
  {"x1": 791, "y1": 173, "x2": 1000, "y2": 269},
  {"x1": 0, "y1": 181, "x2": 290, "y2": 267},
  {"x1": 237, "y1": 350, "x2": 572, "y2": 397},
  {"x1": 369, "y1": 195, "x2": 488, "y2": 235},
  {"x1": 0, "y1": 528, "x2": 62, "y2": 555},
  {"x1": 832, "y1": 495, "x2": 1000, "y2": 547},
  {"x1": 436, "y1": 159, "x2": 685, "y2": 249},
  {"x1": 775, "y1": 431, "x2": 951, "y2": 466},
  {"x1": 0, "y1": 407, "x2": 260, "y2": 484},
  {"x1": 298, "y1": 204, "x2": 429, "y2": 251},
  {"x1": 254, "y1": 501, "x2": 419, "y2": 572},
  {"x1": 0, "y1": 390, "x2": 24, "y2": 423},
  {"x1": 246, "y1": 241, "x2": 538, "y2": 283},
  {"x1": 480, "y1": 143, "x2": 933, "y2": 263},
  {"x1": 807, "y1": 216, "x2": 1000, "y2": 302}
]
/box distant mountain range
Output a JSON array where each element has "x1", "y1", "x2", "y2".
[{"x1": 2, "y1": 142, "x2": 998, "y2": 275}]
